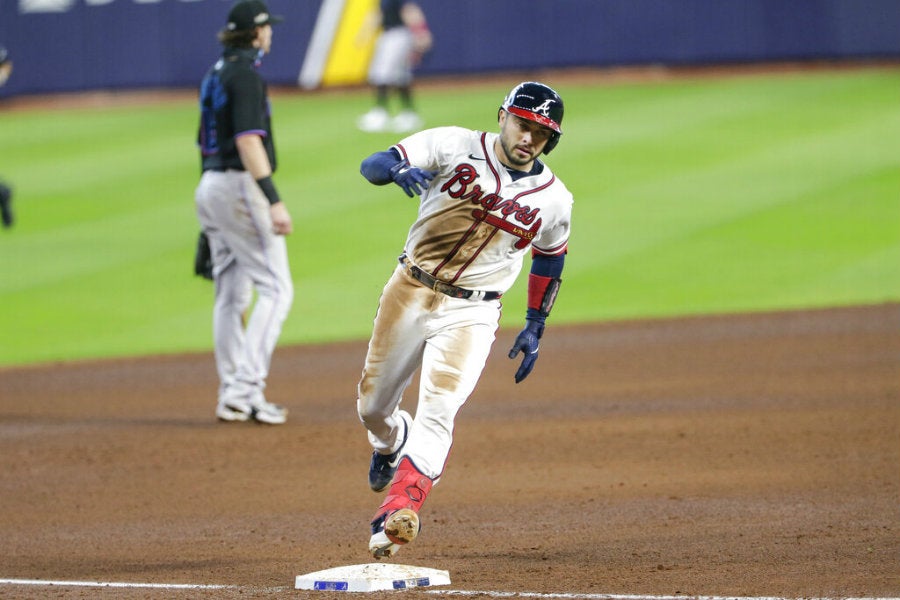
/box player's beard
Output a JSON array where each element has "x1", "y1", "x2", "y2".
[{"x1": 498, "y1": 136, "x2": 537, "y2": 169}]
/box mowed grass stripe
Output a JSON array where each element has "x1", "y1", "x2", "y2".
[
  {"x1": 0, "y1": 67, "x2": 897, "y2": 366},
  {"x1": 560, "y1": 69, "x2": 898, "y2": 319}
]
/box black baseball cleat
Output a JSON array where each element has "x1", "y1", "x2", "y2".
[
  {"x1": 0, "y1": 183, "x2": 13, "y2": 229},
  {"x1": 368, "y1": 410, "x2": 412, "y2": 492}
]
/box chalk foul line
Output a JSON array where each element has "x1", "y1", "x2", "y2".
[
  {"x1": 0, "y1": 578, "x2": 234, "y2": 590},
  {"x1": 425, "y1": 592, "x2": 899, "y2": 600},
  {"x1": 2, "y1": 579, "x2": 898, "y2": 600}
]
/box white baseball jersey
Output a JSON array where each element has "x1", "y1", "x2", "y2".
[{"x1": 394, "y1": 126, "x2": 573, "y2": 293}]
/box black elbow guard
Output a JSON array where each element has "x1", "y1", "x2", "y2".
[{"x1": 539, "y1": 277, "x2": 562, "y2": 316}]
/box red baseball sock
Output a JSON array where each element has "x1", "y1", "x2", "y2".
[{"x1": 373, "y1": 457, "x2": 433, "y2": 520}]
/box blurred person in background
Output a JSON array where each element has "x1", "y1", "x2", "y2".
[
  {"x1": 356, "y1": 0, "x2": 432, "y2": 133},
  {"x1": 0, "y1": 45, "x2": 14, "y2": 229},
  {"x1": 194, "y1": 0, "x2": 294, "y2": 425}
]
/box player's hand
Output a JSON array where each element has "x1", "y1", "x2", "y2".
[
  {"x1": 270, "y1": 202, "x2": 293, "y2": 235},
  {"x1": 508, "y1": 319, "x2": 544, "y2": 384},
  {"x1": 389, "y1": 160, "x2": 436, "y2": 197}
]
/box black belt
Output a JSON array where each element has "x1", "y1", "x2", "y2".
[{"x1": 400, "y1": 256, "x2": 502, "y2": 301}]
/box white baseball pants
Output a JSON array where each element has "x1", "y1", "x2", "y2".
[{"x1": 357, "y1": 264, "x2": 500, "y2": 479}]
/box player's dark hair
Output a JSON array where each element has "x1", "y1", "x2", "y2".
[{"x1": 218, "y1": 28, "x2": 257, "y2": 48}]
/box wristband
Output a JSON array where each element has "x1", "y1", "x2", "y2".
[
  {"x1": 256, "y1": 176, "x2": 281, "y2": 205},
  {"x1": 525, "y1": 309, "x2": 546, "y2": 333}
]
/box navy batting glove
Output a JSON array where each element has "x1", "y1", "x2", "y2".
[
  {"x1": 389, "y1": 160, "x2": 436, "y2": 197},
  {"x1": 508, "y1": 319, "x2": 545, "y2": 384}
]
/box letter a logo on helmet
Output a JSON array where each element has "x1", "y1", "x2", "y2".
[{"x1": 500, "y1": 81, "x2": 564, "y2": 154}]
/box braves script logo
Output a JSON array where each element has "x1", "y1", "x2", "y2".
[{"x1": 441, "y1": 163, "x2": 541, "y2": 250}]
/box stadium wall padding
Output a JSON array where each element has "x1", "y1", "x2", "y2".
[{"x1": 0, "y1": 0, "x2": 898, "y2": 97}]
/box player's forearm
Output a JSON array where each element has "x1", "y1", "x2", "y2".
[
  {"x1": 235, "y1": 133, "x2": 273, "y2": 180},
  {"x1": 509, "y1": 252, "x2": 564, "y2": 383},
  {"x1": 360, "y1": 150, "x2": 403, "y2": 185},
  {"x1": 235, "y1": 133, "x2": 281, "y2": 205},
  {"x1": 527, "y1": 252, "x2": 565, "y2": 322}
]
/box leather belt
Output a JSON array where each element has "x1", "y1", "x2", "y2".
[{"x1": 400, "y1": 256, "x2": 501, "y2": 301}]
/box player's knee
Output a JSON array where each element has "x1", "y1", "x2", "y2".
[
  {"x1": 357, "y1": 394, "x2": 388, "y2": 423},
  {"x1": 257, "y1": 277, "x2": 293, "y2": 315},
  {"x1": 356, "y1": 383, "x2": 392, "y2": 425},
  {"x1": 275, "y1": 284, "x2": 293, "y2": 318},
  {"x1": 216, "y1": 287, "x2": 252, "y2": 314},
  {"x1": 282, "y1": 281, "x2": 294, "y2": 308}
]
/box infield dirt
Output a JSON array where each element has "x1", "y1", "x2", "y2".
[{"x1": 1, "y1": 303, "x2": 898, "y2": 599}]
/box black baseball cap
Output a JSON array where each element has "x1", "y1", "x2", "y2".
[{"x1": 226, "y1": 1, "x2": 284, "y2": 32}]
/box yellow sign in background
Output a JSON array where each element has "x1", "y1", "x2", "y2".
[{"x1": 321, "y1": 0, "x2": 378, "y2": 87}]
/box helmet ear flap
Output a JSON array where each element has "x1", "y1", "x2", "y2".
[{"x1": 543, "y1": 132, "x2": 560, "y2": 155}]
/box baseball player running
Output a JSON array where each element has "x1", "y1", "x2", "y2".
[
  {"x1": 194, "y1": 1, "x2": 293, "y2": 425},
  {"x1": 357, "y1": 82, "x2": 573, "y2": 558}
]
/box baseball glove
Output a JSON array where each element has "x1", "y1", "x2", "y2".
[{"x1": 194, "y1": 230, "x2": 213, "y2": 280}]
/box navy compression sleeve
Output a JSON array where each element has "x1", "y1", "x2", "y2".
[
  {"x1": 360, "y1": 148, "x2": 403, "y2": 185},
  {"x1": 531, "y1": 252, "x2": 565, "y2": 279}
]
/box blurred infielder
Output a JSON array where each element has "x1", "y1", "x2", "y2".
[
  {"x1": 357, "y1": 82, "x2": 573, "y2": 558},
  {"x1": 194, "y1": 1, "x2": 293, "y2": 425},
  {"x1": 356, "y1": 0, "x2": 432, "y2": 133},
  {"x1": 0, "y1": 45, "x2": 14, "y2": 229}
]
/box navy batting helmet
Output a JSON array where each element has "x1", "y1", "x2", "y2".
[{"x1": 500, "y1": 81, "x2": 564, "y2": 154}]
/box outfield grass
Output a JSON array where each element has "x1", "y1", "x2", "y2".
[{"x1": 1, "y1": 66, "x2": 898, "y2": 367}]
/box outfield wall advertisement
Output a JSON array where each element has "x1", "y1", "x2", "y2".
[{"x1": 0, "y1": 0, "x2": 898, "y2": 96}]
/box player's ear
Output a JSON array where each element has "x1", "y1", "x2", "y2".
[{"x1": 497, "y1": 108, "x2": 505, "y2": 125}]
